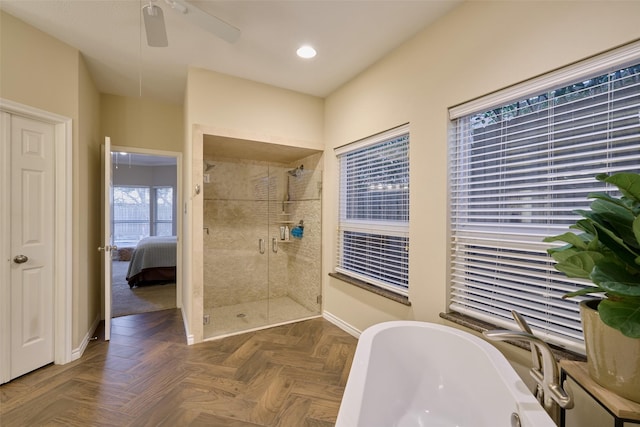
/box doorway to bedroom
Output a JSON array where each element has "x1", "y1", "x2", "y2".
[{"x1": 110, "y1": 149, "x2": 179, "y2": 318}]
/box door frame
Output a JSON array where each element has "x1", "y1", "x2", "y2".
[
  {"x1": 107, "y1": 144, "x2": 183, "y2": 314},
  {"x1": 0, "y1": 98, "x2": 72, "y2": 382}
]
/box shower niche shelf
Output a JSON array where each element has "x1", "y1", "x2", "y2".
[
  {"x1": 276, "y1": 210, "x2": 294, "y2": 224},
  {"x1": 276, "y1": 219, "x2": 295, "y2": 224}
]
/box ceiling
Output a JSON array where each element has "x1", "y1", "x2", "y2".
[{"x1": 1, "y1": 0, "x2": 461, "y2": 104}]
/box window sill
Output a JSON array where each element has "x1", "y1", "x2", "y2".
[
  {"x1": 439, "y1": 311, "x2": 585, "y2": 362},
  {"x1": 329, "y1": 272, "x2": 411, "y2": 306}
]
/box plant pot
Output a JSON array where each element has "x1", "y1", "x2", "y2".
[{"x1": 580, "y1": 299, "x2": 640, "y2": 403}]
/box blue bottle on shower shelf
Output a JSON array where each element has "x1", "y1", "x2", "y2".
[{"x1": 291, "y1": 226, "x2": 303, "y2": 239}]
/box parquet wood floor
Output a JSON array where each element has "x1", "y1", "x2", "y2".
[{"x1": 0, "y1": 309, "x2": 357, "y2": 426}]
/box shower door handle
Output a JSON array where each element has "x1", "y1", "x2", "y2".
[
  {"x1": 259, "y1": 238, "x2": 265, "y2": 254},
  {"x1": 272, "y1": 237, "x2": 278, "y2": 253}
]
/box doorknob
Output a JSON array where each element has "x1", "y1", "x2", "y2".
[
  {"x1": 97, "y1": 245, "x2": 118, "y2": 252},
  {"x1": 13, "y1": 254, "x2": 28, "y2": 264}
]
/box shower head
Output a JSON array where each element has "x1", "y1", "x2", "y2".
[
  {"x1": 204, "y1": 161, "x2": 215, "y2": 172},
  {"x1": 287, "y1": 165, "x2": 304, "y2": 177}
]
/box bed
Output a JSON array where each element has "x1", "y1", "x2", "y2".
[{"x1": 126, "y1": 236, "x2": 177, "y2": 287}]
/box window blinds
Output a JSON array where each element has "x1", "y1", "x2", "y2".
[
  {"x1": 449, "y1": 49, "x2": 640, "y2": 354},
  {"x1": 336, "y1": 125, "x2": 410, "y2": 295}
]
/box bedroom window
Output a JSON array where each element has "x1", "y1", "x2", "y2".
[
  {"x1": 113, "y1": 186, "x2": 150, "y2": 246},
  {"x1": 335, "y1": 124, "x2": 410, "y2": 297},
  {"x1": 113, "y1": 185, "x2": 174, "y2": 246},
  {"x1": 448, "y1": 43, "x2": 640, "y2": 354},
  {"x1": 152, "y1": 186, "x2": 174, "y2": 236}
]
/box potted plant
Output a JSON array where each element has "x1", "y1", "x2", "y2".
[{"x1": 543, "y1": 172, "x2": 640, "y2": 403}]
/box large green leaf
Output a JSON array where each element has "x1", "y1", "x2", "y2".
[
  {"x1": 571, "y1": 219, "x2": 597, "y2": 235},
  {"x1": 553, "y1": 251, "x2": 604, "y2": 279},
  {"x1": 590, "y1": 261, "x2": 640, "y2": 297},
  {"x1": 543, "y1": 232, "x2": 589, "y2": 250},
  {"x1": 597, "y1": 172, "x2": 640, "y2": 203},
  {"x1": 590, "y1": 198, "x2": 640, "y2": 250},
  {"x1": 590, "y1": 197, "x2": 635, "y2": 222},
  {"x1": 591, "y1": 220, "x2": 640, "y2": 266},
  {"x1": 634, "y1": 216, "x2": 640, "y2": 253},
  {"x1": 588, "y1": 192, "x2": 634, "y2": 210},
  {"x1": 547, "y1": 246, "x2": 580, "y2": 262},
  {"x1": 592, "y1": 198, "x2": 635, "y2": 229},
  {"x1": 598, "y1": 298, "x2": 640, "y2": 338}
]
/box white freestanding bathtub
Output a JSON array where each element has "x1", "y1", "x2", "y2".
[{"x1": 336, "y1": 321, "x2": 555, "y2": 427}]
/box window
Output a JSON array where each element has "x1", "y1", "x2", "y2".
[
  {"x1": 113, "y1": 185, "x2": 174, "y2": 246},
  {"x1": 448, "y1": 43, "x2": 640, "y2": 354},
  {"x1": 153, "y1": 186, "x2": 174, "y2": 236},
  {"x1": 335, "y1": 124, "x2": 410, "y2": 296}
]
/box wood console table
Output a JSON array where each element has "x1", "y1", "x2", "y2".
[{"x1": 560, "y1": 360, "x2": 640, "y2": 427}]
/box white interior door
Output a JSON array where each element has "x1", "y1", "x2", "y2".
[
  {"x1": 101, "y1": 136, "x2": 114, "y2": 340},
  {"x1": 8, "y1": 113, "x2": 55, "y2": 380}
]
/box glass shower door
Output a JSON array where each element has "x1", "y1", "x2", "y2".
[{"x1": 203, "y1": 160, "x2": 270, "y2": 338}]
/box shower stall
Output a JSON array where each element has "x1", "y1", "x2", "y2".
[{"x1": 202, "y1": 153, "x2": 322, "y2": 339}]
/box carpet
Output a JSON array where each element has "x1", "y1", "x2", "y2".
[{"x1": 111, "y1": 260, "x2": 177, "y2": 318}]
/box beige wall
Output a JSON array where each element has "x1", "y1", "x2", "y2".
[
  {"x1": 323, "y1": 0, "x2": 640, "y2": 336},
  {"x1": 0, "y1": 12, "x2": 77, "y2": 118},
  {"x1": 184, "y1": 68, "x2": 324, "y2": 342},
  {"x1": 76, "y1": 55, "x2": 102, "y2": 346},
  {"x1": 186, "y1": 68, "x2": 324, "y2": 149},
  {"x1": 1, "y1": 11, "x2": 102, "y2": 350},
  {"x1": 101, "y1": 94, "x2": 183, "y2": 152}
]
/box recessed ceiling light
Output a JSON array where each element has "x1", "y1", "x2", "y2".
[{"x1": 296, "y1": 45, "x2": 317, "y2": 59}]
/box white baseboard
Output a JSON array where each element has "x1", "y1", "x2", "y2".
[
  {"x1": 71, "y1": 314, "x2": 100, "y2": 361},
  {"x1": 323, "y1": 311, "x2": 361, "y2": 338},
  {"x1": 181, "y1": 307, "x2": 195, "y2": 345}
]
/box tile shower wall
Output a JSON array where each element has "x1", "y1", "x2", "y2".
[{"x1": 274, "y1": 157, "x2": 323, "y2": 312}]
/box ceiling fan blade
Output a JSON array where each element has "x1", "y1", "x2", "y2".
[
  {"x1": 173, "y1": 0, "x2": 240, "y2": 44},
  {"x1": 143, "y1": 4, "x2": 168, "y2": 47}
]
